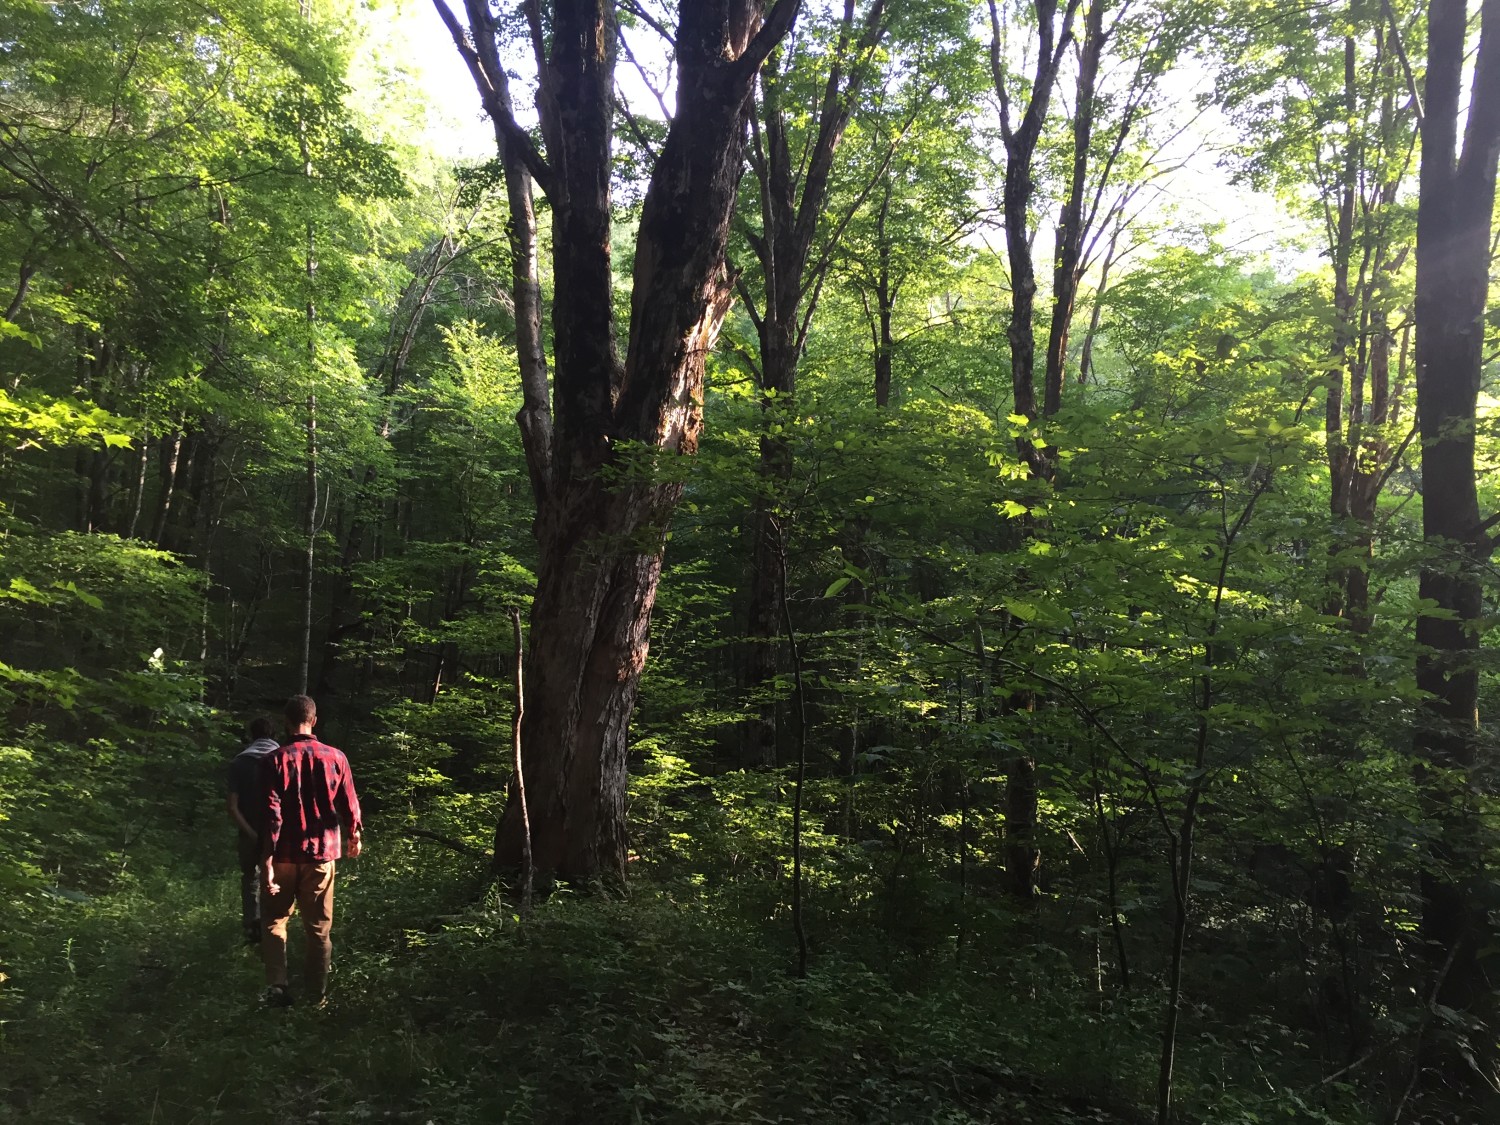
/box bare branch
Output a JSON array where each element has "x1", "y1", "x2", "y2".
[
  {"x1": 616, "y1": 86, "x2": 664, "y2": 163},
  {"x1": 402, "y1": 827, "x2": 489, "y2": 861},
  {"x1": 618, "y1": 22, "x2": 674, "y2": 122},
  {"x1": 620, "y1": 0, "x2": 673, "y2": 45},
  {"x1": 431, "y1": 0, "x2": 556, "y2": 197},
  {"x1": 1380, "y1": 0, "x2": 1424, "y2": 125}
]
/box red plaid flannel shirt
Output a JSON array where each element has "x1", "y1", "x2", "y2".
[{"x1": 260, "y1": 734, "x2": 362, "y2": 863}]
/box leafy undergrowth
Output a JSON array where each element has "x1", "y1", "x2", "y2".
[{"x1": 1, "y1": 825, "x2": 1364, "y2": 1125}]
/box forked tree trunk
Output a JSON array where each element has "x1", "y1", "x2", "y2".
[
  {"x1": 493, "y1": 476, "x2": 683, "y2": 879},
  {"x1": 440, "y1": 0, "x2": 803, "y2": 884}
]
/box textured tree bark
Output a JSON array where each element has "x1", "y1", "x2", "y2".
[
  {"x1": 438, "y1": 0, "x2": 803, "y2": 883},
  {"x1": 1411, "y1": 0, "x2": 1500, "y2": 1061}
]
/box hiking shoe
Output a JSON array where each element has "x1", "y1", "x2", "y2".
[{"x1": 262, "y1": 985, "x2": 293, "y2": 1008}]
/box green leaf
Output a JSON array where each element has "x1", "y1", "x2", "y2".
[
  {"x1": 54, "y1": 581, "x2": 103, "y2": 610},
  {"x1": 0, "y1": 320, "x2": 41, "y2": 348},
  {"x1": 1004, "y1": 599, "x2": 1038, "y2": 622}
]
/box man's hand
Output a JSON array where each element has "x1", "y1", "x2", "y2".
[
  {"x1": 264, "y1": 867, "x2": 280, "y2": 897},
  {"x1": 346, "y1": 829, "x2": 363, "y2": 859}
]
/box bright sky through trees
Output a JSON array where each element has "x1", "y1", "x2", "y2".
[{"x1": 365, "y1": 0, "x2": 1312, "y2": 273}]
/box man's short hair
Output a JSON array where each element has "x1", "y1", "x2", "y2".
[
  {"x1": 249, "y1": 715, "x2": 275, "y2": 740},
  {"x1": 284, "y1": 694, "x2": 317, "y2": 728}
]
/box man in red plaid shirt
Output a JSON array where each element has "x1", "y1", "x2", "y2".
[{"x1": 258, "y1": 694, "x2": 362, "y2": 1008}]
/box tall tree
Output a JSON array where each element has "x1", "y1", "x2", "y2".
[
  {"x1": 1411, "y1": 0, "x2": 1500, "y2": 1051},
  {"x1": 435, "y1": 0, "x2": 802, "y2": 883},
  {"x1": 1214, "y1": 0, "x2": 1421, "y2": 631},
  {"x1": 738, "y1": 0, "x2": 893, "y2": 766},
  {"x1": 1042, "y1": 0, "x2": 1181, "y2": 410},
  {"x1": 736, "y1": 1, "x2": 973, "y2": 766},
  {"x1": 987, "y1": 0, "x2": 1081, "y2": 899}
]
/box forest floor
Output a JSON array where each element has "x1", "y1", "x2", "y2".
[{"x1": 0, "y1": 816, "x2": 1173, "y2": 1125}]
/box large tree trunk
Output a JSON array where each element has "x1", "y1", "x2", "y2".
[
  {"x1": 1412, "y1": 0, "x2": 1500, "y2": 1057},
  {"x1": 493, "y1": 475, "x2": 680, "y2": 879},
  {"x1": 438, "y1": 0, "x2": 803, "y2": 883}
]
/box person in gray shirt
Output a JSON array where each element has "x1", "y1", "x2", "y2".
[{"x1": 226, "y1": 716, "x2": 279, "y2": 946}]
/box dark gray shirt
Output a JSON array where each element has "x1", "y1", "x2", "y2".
[{"x1": 227, "y1": 737, "x2": 279, "y2": 834}]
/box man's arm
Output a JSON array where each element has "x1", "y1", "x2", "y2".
[
  {"x1": 260, "y1": 754, "x2": 284, "y2": 896},
  {"x1": 226, "y1": 792, "x2": 255, "y2": 839},
  {"x1": 335, "y1": 755, "x2": 363, "y2": 858},
  {"x1": 260, "y1": 755, "x2": 282, "y2": 862}
]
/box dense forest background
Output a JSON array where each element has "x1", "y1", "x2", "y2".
[{"x1": 3, "y1": 1, "x2": 1499, "y2": 1122}]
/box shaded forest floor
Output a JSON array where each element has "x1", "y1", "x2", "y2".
[{"x1": 2, "y1": 813, "x2": 1365, "y2": 1125}]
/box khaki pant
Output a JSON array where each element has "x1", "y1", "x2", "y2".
[{"x1": 261, "y1": 860, "x2": 335, "y2": 999}]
